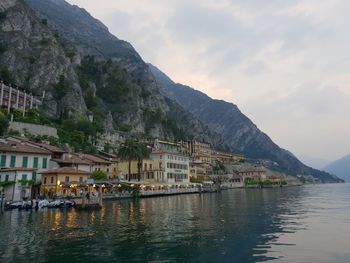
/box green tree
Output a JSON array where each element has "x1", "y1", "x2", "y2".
[
  {"x1": 0, "y1": 112, "x2": 9, "y2": 135},
  {"x1": 90, "y1": 170, "x2": 108, "y2": 180},
  {"x1": 136, "y1": 143, "x2": 150, "y2": 182},
  {"x1": 118, "y1": 139, "x2": 144, "y2": 181}
]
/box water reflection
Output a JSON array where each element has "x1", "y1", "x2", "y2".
[{"x1": 1, "y1": 185, "x2": 350, "y2": 262}]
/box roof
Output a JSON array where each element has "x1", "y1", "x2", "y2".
[
  {"x1": 51, "y1": 154, "x2": 92, "y2": 165},
  {"x1": 151, "y1": 150, "x2": 188, "y2": 157},
  {"x1": 7, "y1": 136, "x2": 66, "y2": 154},
  {"x1": 0, "y1": 141, "x2": 51, "y2": 155},
  {"x1": 77, "y1": 153, "x2": 112, "y2": 165},
  {"x1": 0, "y1": 167, "x2": 35, "y2": 172},
  {"x1": 40, "y1": 167, "x2": 89, "y2": 175}
]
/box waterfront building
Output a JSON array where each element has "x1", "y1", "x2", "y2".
[
  {"x1": 0, "y1": 138, "x2": 52, "y2": 201},
  {"x1": 50, "y1": 153, "x2": 92, "y2": 172},
  {"x1": 232, "y1": 164, "x2": 267, "y2": 181},
  {"x1": 150, "y1": 150, "x2": 190, "y2": 184},
  {"x1": 76, "y1": 153, "x2": 112, "y2": 176},
  {"x1": 0, "y1": 81, "x2": 42, "y2": 115},
  {"x1": 97, "y1": 151, "x2": 119, "y2": 179},
  {"x1": 40, "y1": 167, "x2": 89, "y2": 197},
  {"x1": 189, "y1": 161, "x2": 211, "y2": 181}
]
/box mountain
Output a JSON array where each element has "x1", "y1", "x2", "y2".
[
  {"x1": 0, "y1": 0, "x2": 222, "y2": 145},
  {"x1": 0, "y1": 0, "x2": 342, "y2": 182},
  {"x1": 149, "y1": 64, "x2": 342, "y2": 183},
  {"x1": 299, "y1": 155, "x2": 331, "y2": 170},
  {"x1": 324, "y1": 155, "x2": 350, "y2": 182}
]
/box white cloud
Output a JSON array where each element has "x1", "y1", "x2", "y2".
[{"x1": 67, "y1": 0, "x2": 350, "y2": 161}]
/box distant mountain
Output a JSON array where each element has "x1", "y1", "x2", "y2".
[
  {"x1": 324, "y1": 155, "x2": 350, "y2": 182},
  {"x1": 299, "y1": 155, "x2": 331, "y2": 170},
  {"x1": 149, "y1": 64, "x2": 343, "y2": 183}
]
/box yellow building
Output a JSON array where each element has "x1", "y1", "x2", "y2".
[{"x1": 40, "y1": 167, "x2": 89, "y2": 197}]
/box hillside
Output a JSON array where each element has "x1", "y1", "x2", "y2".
[
  {"x1": 324, "y1": 155, "x2": 350, "y2": 182},
  {"x1": 0, "y1": 0, "x2": 222, "y2": 145},
  {"x1": 0, "y1": 0, "x2": 342, "y2": 182},
  {"x1": 149, "y1": 64, "x2": 342, "y2": 183}
]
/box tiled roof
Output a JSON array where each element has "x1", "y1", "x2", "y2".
[
  {"x1": 40, "y1": 167, "x2": 89, "y2": 175},
  {"x1": 7, "y1": 136, "x2": 66, "y2": 154},
  {"x1": 0, "y1": 141, "x2": 51, "y2": 155},
  {"x1": 77, "y1": 153, "x2": 112, "y2": 164},
  {"x1": 51, "y1": 154, "x2": 92, "y2": 165}
]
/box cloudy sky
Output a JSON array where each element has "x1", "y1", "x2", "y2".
[{"x1": 67, "y1": 0, "x2": 350, "y2": 165}]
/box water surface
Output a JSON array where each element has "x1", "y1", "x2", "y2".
[{"x1": 1, "y1": 184, "x2": 350, "y2": 262}]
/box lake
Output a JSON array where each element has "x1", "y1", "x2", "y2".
[{"x1": 1, "y1": 184, "x2": 350, "y2": 262}]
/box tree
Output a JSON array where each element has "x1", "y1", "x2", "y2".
[
  {"x1": 136, "y1": 143, "x2": 150, "y2": 182},
  {"x1": 91, "y1": 170, "x2": 108, "y2": 180},
  {"x1": 118, "y1": 139, "x2": 144, "y2": 181},
  {"x1": 0, "y1": 112, "x2": 9, "y2": 135}
]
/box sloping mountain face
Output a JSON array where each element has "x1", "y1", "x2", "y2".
[
  {"x1": 149, "y1": 64, "x2": 343, "y2": 183},
  {"x1": 0, "y1": 0, "x2": 221, "y2": 144},
  {"x1": 324, "y1": 155, "x2": 350, "y2": 182}
]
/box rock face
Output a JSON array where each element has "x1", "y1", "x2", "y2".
[
  {"x1": 1, "y1": 0, "x2": 220, "y2": 144},
  {"x1": 324, "y1": 155, "x2": 350, "y2": 182},
  {"x1": 0, "y1": 0, "x2": 87, "y2": 117},
  {"x1": 149, "y1": 64, "x2": 343, "y2": 183}
]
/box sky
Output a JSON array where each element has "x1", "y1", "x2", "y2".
[{"x1": 67, "y1": 0, "x2": 350, "y2": 164}]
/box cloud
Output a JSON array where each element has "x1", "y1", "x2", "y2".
[{"x1": 67, "y1": 0, "x2": 350, "y2": 161}]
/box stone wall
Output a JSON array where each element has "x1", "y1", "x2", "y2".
[{"x1": 9, "y1": 122, "x2": 58, "y2": 138}]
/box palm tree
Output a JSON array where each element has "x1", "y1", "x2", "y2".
[
  {"x1": 136, "y1": 144, "x2": 150, "y2": 181},
  {"x1": 118, "y1": 139, "x2": 143, "y2": 181}
]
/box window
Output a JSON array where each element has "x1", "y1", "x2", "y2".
[
  {"x1": 5, "y1": 174, "x2": 9, "y2": 182},
  {"x1": 107, "y1": 168, "x2": 109, "y2": 173},
  {"x1": 160, "y1": 155, "x2": 162, "y2": 159},
  {"x1": 44, "y1": 177, "x2": 47, "y2": 184},
  {"x1": 42, "y1": 158, "x2": 47, "y2": 169},
  {"x1": 149, "y1": 164, "x2": 153, "y2": 170},
  {"x1": 10, "y1": 156, "x2": 16, "y2": 167},
  {"x1": 50, "y1": 177, "x2": 54, "y2": 184},
  {"x1": 33, "y1": 157, "x2": 38, "y2": 169},
  {"x1": 0, "y1": 155, "x2": 6, "y2": 167},
  {"x1": 79, "y1": 177, "x2": 83, "y2": 182},
  {"x1": 65, "y1": 176, "x2": 69, "y2": 182},
  {"x1": 22, "y1": 174, "x2": 27, "y2": 181},
  {"x1": 32, "y1": 172, "x2": 37, "y2": 181},
  {"x1": 22, "y1": 156, "x2": 28, "y2": 168}
]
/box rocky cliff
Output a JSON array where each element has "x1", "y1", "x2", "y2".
[
  {"x1": 0, "y1": 0, "x2": 220, "y2": 144},
  {"x1": 149, "y1": 64, "x2": 343, "y2": 183}
]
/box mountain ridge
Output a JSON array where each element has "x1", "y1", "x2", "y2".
[
  {"x1": 0, "y1": 0, "x2": 342, "y2": 182},
  {"x1": 149, "y1": 63, "x2": 342, "y2": 183},
  {"x1": 324, "y1": 155, "x2": 350, "y2": 182}
]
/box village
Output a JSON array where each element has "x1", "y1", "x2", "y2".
[{"x1": 0, "y1": 80, "x2": 300, "y2": 209}]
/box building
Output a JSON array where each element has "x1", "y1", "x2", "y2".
[
  {"x1": 0, "y1": 81, "x2": 42, "y2": 115},
  {"x1": 211, "y1": 151, "x2": 244, "y2": 164},
  {"x1": 117, "y1": 150, "x2": 190, "y2": 184},
  {"x1": 183, "y1": 140, "x2": 212, "y2": 163},
  {"x1": 50, "y1": 153, "x2": 92, "y2": 172},
  {"x1": 0, "y1": 138, "x2": 52, "y2": 201},
  {"x1": 76, "y1": 153, "x2": 113, "y2": 177},
  {"x1": 152, "y1": 139, "x2": 182, "y2": 153},
  {"x1": 189, "y1": 161, "x2": 211, "y2": 181},
  {"x1": 40, "y1": 167, "x2": 89, "y2": 197},
  {"x1": 150, "y1": 150, "x2": 190, "y2": 184},
  {"x1": 232, "y1": 165, "x2": 267, "y2": 181},
  {"x1": 0, "y1": 168, "x2": 38, "y2": 201}
]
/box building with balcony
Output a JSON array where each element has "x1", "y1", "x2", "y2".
[{"x1": 0, "y1": 81, "x2": 42, "y2": 114}]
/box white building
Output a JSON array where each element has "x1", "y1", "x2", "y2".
[
  {"x1": 150, "y1": 150, "x2": 190, "y2": 184},
  {"x1": 0, "y1": 138, "x2": 52, "y2": 201}
]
